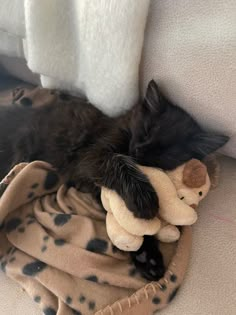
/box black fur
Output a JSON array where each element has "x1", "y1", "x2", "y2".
[
  {"x1": 129, "y1": 81, "x2": 228, "y2": 169},
  {"x1": 130, "y1": 235, "x2": 165, "y2": 281},
  {"x1": 0, "y1": 80, "x2": 228, "y2": 280}
]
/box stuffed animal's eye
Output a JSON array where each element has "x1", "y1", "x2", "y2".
[
  {"x1": 199, "y1": 191, "x2": 203, "y2": 196},
  {"x1": 180, "y1": 197, "x2": 184, "y2": 200}
]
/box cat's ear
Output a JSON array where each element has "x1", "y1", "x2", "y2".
[
  {"x1": 190, "y1": 132, "x2": 229, "y2": 158},
  {"x1": 142, "y1": 80, "x2": 165, "y2": 114},
  {"x1": 129, "y1": 80, "x2": 168, "y2": 158}
]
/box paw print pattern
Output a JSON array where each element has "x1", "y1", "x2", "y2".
[
  {"x1": 40, "y1": 234, "x2": 67, "y2": 253},
  {"x1": 77, "y1": 293, "x2": 96, "y2": 312},
  {"x1": 5, "y1": 218, "x2": 22, "y2": 233},
  {"x1": 168, "y1": 286, "x2": 180, "y2": 303},
  {"x1": 86, "y1": 238, "x2": 108, "y2": 254},
  {"x1": 85, "y1": 275, "x2": 98, "y2": 283},
  {"x1": 41, "y1": 246, "x2": 47, "y2": 253},
  {"x1": 39, "y1": 292, "x2": 96, "y2": 314},
  {"x1": 88, "y1": 300, "x2": 95, "y2": 310},
  {"x1": 66, "y1": 296, "x2": 72, "y2": 304},
  {"x1": 32, "y1": 290, "x2": 97, "y2": 314},
  {"x1": 1, "y1": 247, "x2": 18, "y2": 269},
  {"x1": 152, "y1": 296, "x2": 161, "y2": 305},
  {"x1": 151, "y1": 274, "x2": 179, "y2": 307},
  {"x1": 22, "y1": 260, "x2": 47, "y2": 276},
  {"x1": 6, "y1": 215, "x2": 34, "y2": 236},
  {"x1": 40, "y1": 235, "x2": 50, "y2": 253},
  {"x1": 34, "y1": 295, "x2": 41, "y2": 303},
  {"x1": 44, "y1": 171, "x2": 60, "y2": 190},
  {"x1": 25, "y1": 214, "x2": 36, "y2": 226},
  {"x1": 79, "y1": 295, "x2": 86, "y2": 303},
  {"x1": 54, "y1": 239, "x2": 66, "y2": 246},
  {"x1": 43, "y1": 307, "x2": 56, "y2": 315},
  {"x1": 25, "y1": 171, "x2": 60, "y2": 204},
  {"x1": 54, "y1": 214, "x2": 71, "y2": 226},
  {"x1": 27, "y1": 182, "x2": 40, "y2": 200}
]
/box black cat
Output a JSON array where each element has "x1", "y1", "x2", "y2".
[{"x1": 0, "y1": 80, "x2": 228, "y2": 280}]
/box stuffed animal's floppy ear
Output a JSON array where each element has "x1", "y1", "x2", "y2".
[
  {"x1": 183, "y1": 159, "x2": 207, "y2": 188},
  {"x1": 190, "y1": 133, "x2": 229, "y2": 159}
]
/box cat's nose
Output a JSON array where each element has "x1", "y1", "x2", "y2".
[{"x1": 190, "y1": 204, "x2": 197, "y2": 210}]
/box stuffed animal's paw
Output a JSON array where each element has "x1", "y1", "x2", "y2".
[
  {"x1": 160, "y1": 199, "x2": 197, "y2": 226},
  {"x1": 106, "y1": 212, "x2": 143, "y2": 251},
  {"x1": 157, "y1": 224, "x2": 180, "y2": 243}
]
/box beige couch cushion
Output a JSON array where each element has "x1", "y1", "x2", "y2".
[
  {"x1": 142, "y1": 0, "x2": 236, "y2": 158},
  {"x1": 160, "y1": 156, "x2": 236, "y2": 315},
  {"x1": 0, "y1": 156, "x2": 235, "y2": 315}
]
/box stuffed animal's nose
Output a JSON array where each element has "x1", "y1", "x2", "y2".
[{"x1": 190, "y1": 204, "x2": 197, "y2": 210}]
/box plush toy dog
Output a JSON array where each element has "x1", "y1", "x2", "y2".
[{"x1": 101, "y1": 159, "x2": 211, "y2": 251}]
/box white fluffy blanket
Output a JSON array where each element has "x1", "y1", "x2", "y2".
[{"x1": 0, "y1": 0, "x2": 150, "y2": 116}]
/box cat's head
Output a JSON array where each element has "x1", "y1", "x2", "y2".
[{"x1": 129, "y1": 80, "x2": 229, "y2": 170}]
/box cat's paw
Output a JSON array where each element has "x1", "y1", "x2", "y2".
[
  {"x1": 123, "y1": 179, "x2": 159, "y2": 219},
  {"x1": 131, "y1": 236, "x2": 165, "y2": 281}
]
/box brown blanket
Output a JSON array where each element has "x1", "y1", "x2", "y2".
[{"x1": 0, "y1": 87, "x2": 192, "y2": 315}]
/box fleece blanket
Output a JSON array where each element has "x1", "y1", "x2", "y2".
[
  {"x1": 0, "y1": 87, "x2": 192, "y2": 315},
  {"x1": 0, "y1": 161, "x2": 191, "y2": 315},
  {"x1": 0, "y1": 0, "x2": 150, "y2": 116}
]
